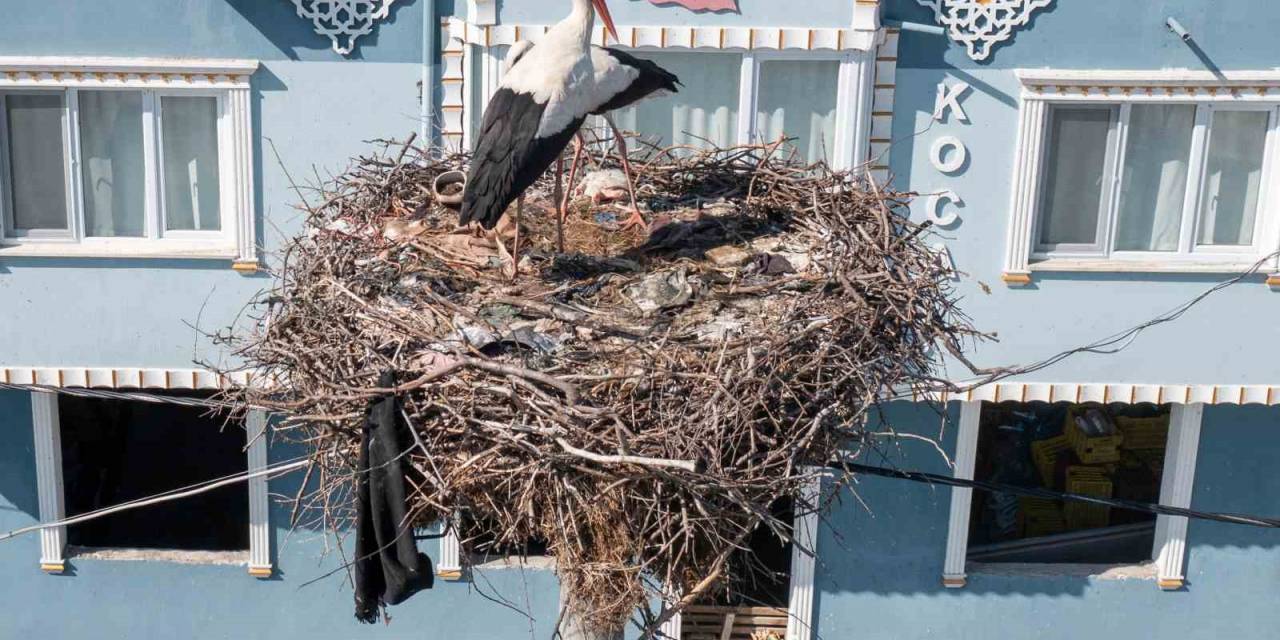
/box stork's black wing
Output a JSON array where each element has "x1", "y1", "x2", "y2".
[
  {"x1": 460, "y1": 89, "x2": 584, "y2": 229},
  {"x1": 592, "y1": 48, "x2": 681, "y2": 114}
]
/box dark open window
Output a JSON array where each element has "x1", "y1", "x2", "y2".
[
  {"x1": 967, "y1": 401, "x2": 1170, "y2": 564},
  {"x1": 59, "y1": 392, "x2": 249, "y2": 552}
]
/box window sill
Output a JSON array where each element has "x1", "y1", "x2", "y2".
[
  {"x1": 67, "y1": 546, "x2": 250, "y2": 566},
  {"x1": 0, "y1": 241, "x2": 237, "y2": 261},
  {"x1": 967, "y1": 561, "x2": 1157, "y2": 581},
  {"x1": 1028, "y1": 257, "x2": 1270, "y2": 275}
]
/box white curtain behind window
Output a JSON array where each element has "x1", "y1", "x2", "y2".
[
  {"x1": 1114, "y1": 104, "x2": 1194, "y2": 252},
  {"x1": 1198, "y1": 110, "x2": 1267, "y2": 246},
  {"x1": 755, "y1": 60, "x2": 840, "y2": 165},
  {"x1": 161, "y1": 96, "x2": 222, "y2": 232},
  {"x1": 79, "y1": 90, "x2": 146, "y2": 238},
  {"x1": 610, "y1": 52, "x2": 741, "y2": 154},
  {"x1": 5, "y1": 93, "x2": 69, "y2": 231},
  {"x1": 1038, "y1": 107, "x2": 1113, "y2": 247}
]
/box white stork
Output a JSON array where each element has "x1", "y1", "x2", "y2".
[{"x1": 460, "y1": 0, "x2": 681, "y2": 235}]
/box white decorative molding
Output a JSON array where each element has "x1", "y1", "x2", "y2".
[
  {"x1": 658, "y1": 588, "x2": 683, "y2": 640},
  {"x1": 445, "y1": 17, "x2": 881, "y2": 53},
  {"x1": 437, "y1": 515, "x2": 463, "y2": 580},
  {"x1": 0, "y1": 366, "x2": 251, "y2": 390},
  {"x1": 925, "y1": 382, "x2": 1280, "y2": 406},
  {"x1": 853, "y1": 0, "x2": 883, "y2": 34},
  {"x1": 785, "y1": 472, "x2": 822, "y2": 640},
  {"x1": 31, "y1": 392, "x2": 67, "y2": 574},
  {"x1": 467, "y1": 0, "x2": 497, "y2": 26},
  {"x1": 229, "y1": 86, "x2": 260, "y2": 272},
  {"x1": 291, "y1": 0, "x2": 399, "y2": 55},
  {"x1": 1017, "y1": 68, "x2": 1280, "y2": 97},
  {"x1": 247, "y1": 411, "x2": 273, "y2": 578},
  {"x1": 1153, "y1": 403, "x2": 1203, "y2": 590},
  {"x1": 941, "y1": 400, "x2": 980, "y2": 587},
  {"x1": 839, "y1": 49, "x2": 878, "y2": 173},
  {"x1": 915, "y1": 0, "x2": 1053, "y2": 61},
  {"x1": 0, "y1": 56, "x2": 257, "y2": 89}
]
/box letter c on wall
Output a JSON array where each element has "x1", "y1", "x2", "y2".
[
  {"x1": 930, "y1": 136, "x2": 967, "y2": 174},
  {"x1": 928, "y1": 189, "x2": 963, "y2": 227}
]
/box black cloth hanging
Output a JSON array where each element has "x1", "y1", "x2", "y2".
[{"x1": 354, "y1": 371, "x2": 433, "y2": 623}]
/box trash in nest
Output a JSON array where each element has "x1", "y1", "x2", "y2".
[{"x1": 622, "y1": 269, "x2": 694, "y2": 315}]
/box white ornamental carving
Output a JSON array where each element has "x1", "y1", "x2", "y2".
[
  {"x1": 915, "y1": 0, "x2": 1053, "y2": 61},
  {"x1": 291, "y1": 0, "x2": 398, "y2": 55}
]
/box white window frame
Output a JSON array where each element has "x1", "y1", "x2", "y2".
[
  {"x1": 30, "y1": 390, "x2": 273, "y2": 577},
  {"x1": 461, "y1": 45, "x2": 876, "y2": 173},
  {"x1": 0, "y1": 57, "x2": 259, "y2": 270},
  {"x1": 1003, "y1": 70, "x2": 1280, "y2": 282},
  {"x1": 942, "y1": 400, "x2": 1203, "y2": 589}
]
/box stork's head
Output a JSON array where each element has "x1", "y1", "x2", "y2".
[{"x1": 591, "y1": 0, "x2": 620, "y2": 43}]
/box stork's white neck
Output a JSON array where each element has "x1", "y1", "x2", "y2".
[{"x1": 557, "y1": 0, "x2": 596, "y2": 48}]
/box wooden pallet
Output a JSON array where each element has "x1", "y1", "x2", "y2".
[{"x1": 681, "y1": 605, "x2": 788, "y2": 640}]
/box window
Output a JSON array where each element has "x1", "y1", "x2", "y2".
[
  {"x1": 29, "y1": 386, "x2": 272, "y2": 576},
  {"x1": 0, "y1": 58, "x2": 257, "y2": 266},
  {"x1": 462, "y1": 47, "x2": 871, "y2": 171},
  {"x1": 59, "y1": 392, "x2": 249, "y2": 551},
  {"x1": 1003, "y1": 71, "x2": 1280, "y2": 280},
  {"x1": 943, "y1": 401, "x2": 1203, "y2": 589}
]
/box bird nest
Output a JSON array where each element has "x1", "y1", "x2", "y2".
[{"x1": 227, "y1": 137, "x2": 980, "y2": 635}]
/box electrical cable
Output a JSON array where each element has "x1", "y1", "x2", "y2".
[
  {"x1": 0, "y1": 457, "x2": 311, "y2": 542},
  {"x1": 836, "y1": 461, "x2": 1280, "y2": 529}
]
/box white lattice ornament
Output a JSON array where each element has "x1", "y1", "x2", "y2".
[
  {"x1": 292, "y1": 0, "x2": 398, "y2": 55},
  {"x1": 916, "y1": 0, "x2": 1052, "y2": 61}
]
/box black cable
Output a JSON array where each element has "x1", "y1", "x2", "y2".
[{"x1": 836, "y1": 462, "x2": 1280, "y2": 529}]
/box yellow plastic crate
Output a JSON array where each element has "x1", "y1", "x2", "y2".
[
  {"x1": 1018, "y1": 497, "x2": 1066, "y2": 538},
  {"x1": 1064, "y1": 466, "x2": 1113, "y2": 530},
  {"x1": 1030, "y1": 436, "x2": 1072, "y2": 489},
  {"x1": 1065, "y1": 409, "x2": 1123, "y2": 464},
  {"x1": 1115, "y1": 415, "x2": 1170, "y2": 450}
]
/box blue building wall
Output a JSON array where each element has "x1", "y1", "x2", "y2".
[
  {"x1": 880, "y1": 0, "x2": 1280, "y2": 385},
  {"x1": 2, "y1": 1, "x2": 1279, "y2": 638}
]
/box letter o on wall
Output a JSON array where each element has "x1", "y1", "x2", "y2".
[
  {"x1": 930, "y1": 136, "x2": 968, "y2": 174},
  {"x1": 928, "y1": 189, "x2": 963, "y2": 227}
]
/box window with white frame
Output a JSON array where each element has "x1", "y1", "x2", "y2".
[
  {"x1": 1003, "y1": 71, "x2": 1280, "y2": 280},
  {"x1": 462, "y1": 46, "x2": 874, "y2": 171},
  {"x1": 943, "y1": 401, "x2": 1202, "y2": 590},
  {"x1": 31, "y1": 390, "x2": 272, "y2": 576},
  {"x1": 0, "y1": 58, "x2": 258, "y2": 266}
]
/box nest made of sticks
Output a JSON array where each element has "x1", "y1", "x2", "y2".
[{"x1": 226, "y1": 137, "x2": 979, "y2": 635}]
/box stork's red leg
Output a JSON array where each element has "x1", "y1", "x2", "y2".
[
  {"x1": 561, "y1": 134, "x2": 586, "y2": 224},
  {"x1": 553, "y1": 155, "x2": 565, "y2": 253},
  {"x1": 604, "y1": 115, "x2": 646, "y2": 231}
]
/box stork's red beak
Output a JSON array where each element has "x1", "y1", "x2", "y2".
[{"x1": 592, "y1": 0, "x2": 620, "y2": 43}]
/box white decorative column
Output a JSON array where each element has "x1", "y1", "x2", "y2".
[
  {"x1": 31, "y1": 392, "x2": 66, "y2": 574},
  {"x1": 437, "y1": 515, "x2": 463, "y2": 580},
  {"x1": 942, "y1": 401, "x2": 981, "y2": 587},
  {"x1": 1001, "y1": 97, "x2": 1047, "y2": 286},
  {"x1": 657, "y1": 589, "x2": 682, "y2": 640},
  {"x1": 786, "y1": 473, "x2": 822, "y2": 640},
  {"x1": 228, "y1": 85, "x2": 260, "y2": 274},
  {"x1": 836, "y1": 48, "x2": 877, "y2": 173},
  {"x1": 1153, "y1": 403, "x2": 1204, "y2": 590},
  {"x1": 246, "y1": 410, "x2": 273, "y2": 578}
]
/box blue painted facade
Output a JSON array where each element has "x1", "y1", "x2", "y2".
[{"x1": 1, "y1": 1, "x2": 1278, "y2": 638}]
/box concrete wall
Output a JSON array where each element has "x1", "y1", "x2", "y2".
[{"x1": 813, "y1": 400, "x2": 1280, "y2": 640}]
